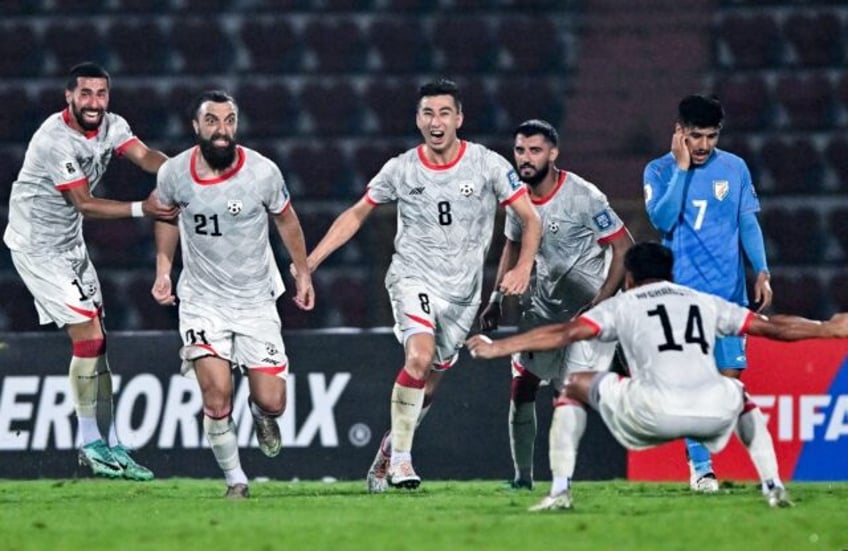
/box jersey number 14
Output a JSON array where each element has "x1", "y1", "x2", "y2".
[{"x1": 647, "y1": 304, "x2": 709, "y2": 355}]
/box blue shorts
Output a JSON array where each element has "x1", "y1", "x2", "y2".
[{"x1": 714, "y1": 335, "x2": 747, "y2": 370}]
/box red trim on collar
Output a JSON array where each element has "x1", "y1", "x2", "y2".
[
  {"x1": 530, "y1": 170, "x2": 567, "y2": 205},
  {"x1": 62, "y1": 108, "x2": 99, "y2": 139},
  {"x1": 416, "y1": 140, "x2": 467, "y2": 170},
  {"x1": 190, "y1": 146, "x2": 246, "y2": 185}
]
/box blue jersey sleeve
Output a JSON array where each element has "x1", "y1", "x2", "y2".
[
  {"x1": 738, "y1": 161, "x2": 760, "y2": 215},
  {"x1": 739, "y1": 211, "x2": 768, "y2": 274},
  {"x1": 644, "y1": 157, "x2": 688, "y2": 234}
]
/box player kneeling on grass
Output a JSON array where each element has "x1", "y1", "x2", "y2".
[
  {"x1": 151, "y1": 90, "x2": 314, "y2": 499},
  {"x1": 467, "y1": 242, "x2": 848, "y2": 511}
]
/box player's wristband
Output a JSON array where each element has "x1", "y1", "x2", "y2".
[
  {"x1": 130, "y1": 201, "x2": 144, "y2": 218},
  {"x1": 489, "y1": 291, "x2": 503, "y2": 304}
]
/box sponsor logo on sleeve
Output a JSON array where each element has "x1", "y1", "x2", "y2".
[
  {"x1": 593, "y1": 210, "x2": 613, "y2": 230},
  {"x1": 507, "y1": 169, "x2": 521, "y2": 191},
  {"x1": 60, "y1": 160, "x2": 78, "y2": 179}
]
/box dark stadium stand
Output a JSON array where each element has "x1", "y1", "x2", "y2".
[{"x1": 2, "y1": 1, "x2": 846, "y2": 329}]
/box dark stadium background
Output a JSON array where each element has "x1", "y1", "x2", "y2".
[{"x1": 0, "y1": 0, "x2": 847, "y2": 480}]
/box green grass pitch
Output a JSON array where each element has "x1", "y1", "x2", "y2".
[{"x1": 1, "y1": 479, "x2": 846, "y2": 551}]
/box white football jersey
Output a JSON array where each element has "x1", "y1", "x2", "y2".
[
  {"x1": 366, "y1": 141, "x2": 525, "y2": 304},
  {"x1": 4, "y1": 109, "x2": 137, "y2": 252},
  {"x1": 156, "y1": 145, "x2": 290, "y2": 308},
  {"x1": 506, "y1": 170, "x2": 625, "y2": 320},
  {"x1": 581, "y1": 280, "x2": 754, "y2": 415}
]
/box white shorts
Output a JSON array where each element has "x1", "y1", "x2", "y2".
[
  {"x1": 387, "y1": 279, "x2": 478, "y2": 369},
  {"x1": 10, "y1": 245, "x2": 103, "y2": 327},
  {"x1": 511, "y1": 310, "x2": 616, "y2": 389},
  {"x1": 591, "y1": 373, "x2": 745, "y2": 451},
  {"x1": 178, "y1": 299, "x2": 288, "y2": 380}
]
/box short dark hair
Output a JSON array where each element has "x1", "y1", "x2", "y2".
[
  {"x1": 189, "y1": 90, "x2": 237, "y2": 120},
  {"x1": 624, "y1": 242, "x2": 674, "y2": 283},
  {"x1": 514, "y1": 119, "x2": 559, "y2": 146},
  {"x1": 677, "y1": 94, "x2": 724, "y2": 128},
  {"x1": 418, "y1": 78, "x2": 461, "y2": 112},
  {"x1": 66, "y1": 62, "x2": 110, "y2": 91}
]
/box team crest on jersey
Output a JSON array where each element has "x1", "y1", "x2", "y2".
[
  {"x1": 548, "y1": 221, "x2": 560, "y2": 234},
  {"x1": 593, "y1": 210, "x2": 613, "y2": 230},
  {"x1": 458, "y1": 181, "x2": 474, "y2": 197},
  {"x1": 507, "y1": 169, "x2": 521, "y2": 190},
  {"x1": 265, "y1": 343, "x2": 278, "y2": 356},
  {"x1": 713, "y1": 180, "x2": 729, "y2": 201},
  {"x1": 227, "y1": 199, "x2": 243, "y2": 215}
]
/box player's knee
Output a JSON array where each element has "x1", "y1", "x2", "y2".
[
  {"x1": 404, "y1": 351, "x2": 434, "y2": 378},
  {"x1": 254, "y1": 394, "x2": 286, "y2": 417},
  {"x1": 201, "y1": 391, "x2": 233, "y2": 420}
]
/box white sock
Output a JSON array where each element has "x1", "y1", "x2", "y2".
[
  {"x1": 379, "y1": 395, "x2": 432, "y2": 459},
  {"x1": 736, "y1": 407, "x2": 782, "y2": 492},
  {"x1": 389, "y1": 374, "x2": 425, "y2": 458},
  {"x1": 509, "y1": 400, "x2": 537, "y2": 482},
  {"x1": 204, "y1": 415, "x2": 246, "y2": 484},
  {"x1": 69, "y1": 355, "x2": 101, "y2": 445},
  {"x1": 549, "y1": 403, "x2": 587, "y2": 495}
]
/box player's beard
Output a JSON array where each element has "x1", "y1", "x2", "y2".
[
  {"x1": 198, "y1": 134, "x2": 237, "y2": 171},
  {"x1": 519, "y1": 162, "x2": 550, "y2": 188},
  {"x1": 70, "y1": 101, "x2": 104, "y2": 132}
]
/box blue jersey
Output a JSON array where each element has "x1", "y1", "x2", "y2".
[{"x1": 643, "y1": 148, "x2": 760, "y2": 305}]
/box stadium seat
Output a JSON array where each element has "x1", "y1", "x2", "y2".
[
  {"x1": 774, "y1": 74, "x2": 835, "y2": 130},
  {"x1": 285, "y1": 142, "x2": 351, "y2": 199},
  {"x1": 109, "y1": 0, "x2": 170, "y2": 12},
  {"x1": 362, "y1": 78, "x2": 419, "y2": 136},
  {"x1": 328, "y1": 276, "x2": 370, "y2": 327},
  {"x1": 496, "y1": 16, "x2": 565, "y2": 73},
  {"x1": 84, "y1": 218, "x2": 153, "y2": 269},
  {"x1": 0, "y1": 148, "x2": 23, "y2": 202},
  {"x1": 761, "y1": 206, "x2": 824, "y2": 265},
  {"x1": 495, "y1": 78, "x2": 565, "y2": 131},
  {"x1": 236, "y1": 82, "x2": 300, "y2": 138},
  {"x1": 714, "y1": 13, "x2": 782, "y2": 69},
  {"x1": 824, "y1": 137, "x2": 848, "y2": 193},
  {"x1": 299, "y1": 80, "x2": 364, "y2": 135},
  {"x1": 782, "y1": 11, "x2": 844, "y2": 67},
  {"x1": 302, "y1": 17, "x2": 368, "y2": 73},
  {"x1": 369, "y1": 17, "x2": 432, "y2": 73},
  {"x1": 0, "y1": 89, "x2": 38, "y2": 144},
  {"x1": 713, "y1": 75, "x2": 772, "y2": 131},
  {"x1": 834, "y1": 72, "x2": 848, "y2": 119},
  {"x1": 827, "y1": 207, "x2": 848, "y2": 260},
  {"x1": 379, "y1": 0, "x2": 431, "y2": 10},
  {"x1": 350, "y1": 142, "x2": 406, "y2": 184},
  {"x1": 107, "y1": 20, "x2": 171, "y2": 75},
  {"x1": 717, "y1": 136, "x2": 759, "y2": 187},
  {"x1": 170, "y1": 19, "x2": 235, "y2": 75},
  {"x1": 1, "y1": 279, "x2": 40, "y2": 331},
  {"x1": 43, "y1": 21, "x2": 108, "y2": 77},
  {"x1": 453, "y1": 77, "x2": 497, "y2": 134},
  {"x1": 51, "y1": 0, "x2": 106, "y2": 12},
  {"x1": 827, "y1": 272, "x2": 848, "y2": 313},
  {"x1": 759, "y1": 138, "x2": 824, "y2": 195},
  {"x1": 175, "y1": 0, "x2": 234, "y2": 10},
  {"x1": 239, "y1": 18, "x2": 303, "y2": 74},
  {"x1": 126, "y1": 274, "x2": 179, "y2": 330},
  {"x1": 0, "y1": 23, "x2": 44, "y2": 78},
  {"x1": 769, "y1": 273, "x2": 825, "y2": 319},
  {"x1": 110, "y1": 85, "x2": 170, "y2": 141},
  {"x1": 430, "y1": 16, "x2": 496, "y2": 73},
  {"x1": 0, "y1": 0, "x2": 43, "y2": 14}
]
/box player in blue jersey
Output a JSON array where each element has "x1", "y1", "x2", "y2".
[{"x1": 643, "y1": 95, "x2": 773, "y2": 492}]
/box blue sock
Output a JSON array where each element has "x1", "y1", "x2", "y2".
[{"x1": 685, "y1": 438, "x2": 712, "y2": 477}]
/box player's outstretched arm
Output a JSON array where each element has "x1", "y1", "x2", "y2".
[
  {"x1": 467, "y1": 318, "x2": 596, "y2": 360},
  {"x1": 747, "y1": 313, "x2": 848, "y2": 341},
  {"x1": 121, "y1": 139, "x2": 168, "y2": 174},
  {"x1": 151, "y1": 219, "x2": 179, "y2": 306},
  {"x1": 303, "y1": 197, "x2": 376, "y2": 274},
  {"x1": 479, "y1": 238, "x2": 520, "y2": 331},
  {"x1": 499, "y1": 194, "x2": 541, "y2": 296},
  {"x1": 274, "y1": 205, "x2": 314, "y2": 311},
  {"x1": 62, "y1": 184, "x2": 178, "y2": 220}
]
